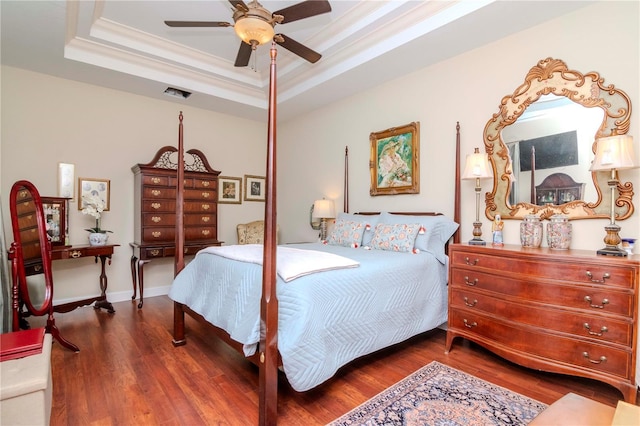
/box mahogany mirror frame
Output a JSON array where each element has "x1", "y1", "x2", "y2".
[
  {"x1": 9, "y1": 180, "x2": 79, "y2": 352},
  {"x1": 483, "y1": 57, "x2": 634, "y2": 220}
]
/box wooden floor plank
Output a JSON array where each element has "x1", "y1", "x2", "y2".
[{"x1": 28, "y1": 295, "x2": 638, "y2": 425}]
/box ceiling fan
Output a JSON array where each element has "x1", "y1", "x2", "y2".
[{"x1": 165, "y1": 0, "x2": 332, "y2": 67}]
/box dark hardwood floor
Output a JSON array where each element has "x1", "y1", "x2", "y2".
[{"x1": 34, "y1": 295, "x2": 637, "y2": 425}]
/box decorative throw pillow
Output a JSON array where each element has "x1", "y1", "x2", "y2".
[
  {"x1": 336, "y1": 212, "x2": 379, "y2": 246},
  {"x1": 326, "y1": 219, "x2": 365, "y2": 247},
  {"x1": 368, "y1": 223, "x2": 421, "y2": 252},
  {"x1": 380, "y1": 213, "x2": 459, "y2": 263}
]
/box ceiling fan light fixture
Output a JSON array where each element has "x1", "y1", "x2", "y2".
[{"x1": 234, "y1": 16, "x2": 274, "y2": 46}]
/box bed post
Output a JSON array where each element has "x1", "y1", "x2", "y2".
[
  {"x1": 172, "y1": 112, "x2": 187, "y2": 347},
  {"x1": 453, "y1": 122, "x2": 461, "y2": 243},
  {"x1": 344, "y1": 146, "x2": 349, "y2": 213},
  {"x1": 259, "y1": 42, "x2": 279, "y2": 426}
]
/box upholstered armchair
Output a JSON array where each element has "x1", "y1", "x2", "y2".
[{"x1": 237, "y1": 220, "x2": 279, "y2": 245}]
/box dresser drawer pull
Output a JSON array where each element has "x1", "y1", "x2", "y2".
[
  {"x1": 150, "y1": 250, "x2": 160, "y2": 257},
  {"x1": 201, "y1": 181, "x2": 210, "y2": 187},
  {"x1": 201, "y1": 217, "x2": 210, "y2": 223},
  {"x1": 582, "y1": 352, "x2": 607, "y2": 364},
  {"x1": 463, "y1": 319, "x2": 477, "y2": 328},
  {"x1": 463, "y1": 297, "x2": 477, "y2": 307},
  {"x1": 201, "y1": 192, "x2": 211, "y2": 198},
  {"x1": 70, "y1": 250, "x2": 82, "y2": 258},
  {"x1": 463, "y1": 276, "x2": 478, "y2": 286},
  {"x1": 202, "y1": 204, "x2": 210, "y2": 210},
  {"x1": 585, "y1": 271, "x2": 610, "y2": 283},
  {"x1": 34, "y1": 264, "x2": 43, "y2": 271},
  {"x1": 201, "y1": 230, "x2": 211, "y2": 236},
  {"x1": 464, "y1": 257, "x2": 479, "y2": 266},
  {"x1": 152, "y1": 231, "x2": 161, "y2": 238},
  {"x1": 584, "y1": 296, "x2": 609, "y2": 309},
  {"x1": 151, "y1": 177, "x2": 161, "y2": 184},
  {"x1": 151, "y1": 202, "x2": 161, "y2": 210},
  {"x1": 583, "y1": 323, "x2": 608, "y2": 337},
  {"x1": 151, "y1": 190, "x2": 162, "y2": 196},
  {"x1": 151, "y1": 216, "x2": 161, "y2": 223}
]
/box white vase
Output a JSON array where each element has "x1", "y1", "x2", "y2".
[{"x1": 88, "y1": 232, "x2": 109, "y2": 246}]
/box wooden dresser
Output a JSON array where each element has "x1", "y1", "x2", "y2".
[
  {"x1": 446, "y1": 243, "x2": 639, "y2": 403},
  {"x1": 130, "y1": 146, "x2": 221, "y2": 308}
]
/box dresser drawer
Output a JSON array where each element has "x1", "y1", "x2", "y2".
[
  {"x1": 184, "y1": 188, "x2": 216, "y2": 201},
  {"x1": 143, "y1": 213, "x2": 176, "y2": 227},
  {"x1": 449, "y1": 309, "x2": 632, "y2": 379},
  {"x1": 450, "y1": 251, "x2": 635, "y2": 289},
  {"x1": 143, "y1": 187, "x2": 176, "y2": 199},
  {"x1": 449, "y1": 268, "x2": 634, "y2": 317},
  {"x1": 142, "y1": 199, "x2": 176, "y2": 212},
  {"x1": 184, "y1": 213, "x2": 215, "y2": 226},
  {"x1": 450, "y1": 288, "x2": 633, "y2": 346},
  {"x1": 185, "y1": 201, "x2": 216, "y2": 213},
  {"x1": 142, "y1": 175, "x2": 170, "y2": 187}
]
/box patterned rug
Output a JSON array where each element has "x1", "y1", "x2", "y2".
[{"x1": 328, "y1": 361, "x2": 547, "y2": 425}]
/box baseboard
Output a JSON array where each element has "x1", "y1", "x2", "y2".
[{"x1": 52, "y1": 285, "x2": 171, "y2": 307}]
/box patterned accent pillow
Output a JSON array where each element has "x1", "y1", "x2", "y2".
[
  {"x1": 369, "y1": 223, "x2": 421, "y2": 252},
  {"x1": 326, "y1": 219, "x2": 365, "y2": 247}
]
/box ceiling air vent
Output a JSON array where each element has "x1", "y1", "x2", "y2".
[{"x1": 164, "y1": 87, "x2": 191, "y2": 99}]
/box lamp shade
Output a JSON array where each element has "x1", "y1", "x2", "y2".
[
  {"x1": 234, "y1": 17, "x2": 274, "y2": 45},
  {"x1": 312, "y1": 199, "x2": 335, "y2": 219},
  {"x1": 589, "y1": 135, "x2": 637, "y2": 171},
  {"x1": 462, "y1": 148, "x2": 493, "y2": 180}
]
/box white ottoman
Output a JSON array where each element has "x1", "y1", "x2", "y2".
[{"x1": 1, "y1": 333, "x2": 53, "y2": 426}]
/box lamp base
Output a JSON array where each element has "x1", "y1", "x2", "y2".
[
  {"x1": 468, "y1": 238, "x2": 486, "y2": 246},
  {"x1": 596, "y1": 246, "x2": 628, "y2": 257}
]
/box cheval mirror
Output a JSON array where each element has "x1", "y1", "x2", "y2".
[
  {"x1": 484, "y1": 57, "x2": 634, "y2": 221},
  {"x1": 9, "y1": 180, "x2": 79, "y2": 352}
]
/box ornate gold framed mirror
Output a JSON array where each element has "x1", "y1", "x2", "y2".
[{"x1": 483, "y1": 57, "x2": 634, "y2": 220}]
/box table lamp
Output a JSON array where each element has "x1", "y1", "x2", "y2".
[
  {"x1": 589, "y1": 134, "x2": 637, "y2": 256},
  {"x1": 312, "y1": 199, "x2": 335, "y2": 241},
  {"x1": 462, "y1": 147, "x2": 493, "y2": 245}
]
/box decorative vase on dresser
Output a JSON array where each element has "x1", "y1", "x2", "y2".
[
  {"x1": 520, "y1": 214, "x2": 543, "y2": 248},
  {"x1": 446, "y1": 243, "x2": 639, "y2": 403},
  {"x1": 130, "y1": 146, "x2": 222, "y2": 308}
]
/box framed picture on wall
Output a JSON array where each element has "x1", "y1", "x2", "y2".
[
  {"x1": 78, "y1": 177, "x2": 110, "y2": 211},
  {"x1": 244, "y1": 175, "x2": 266, "y2": 202},
  {"x1": 218, "y1": 176, "x2": 242, "y2": 204},
  {"x1": 369, "y1": 121, "x2": 420, "y2": 196},
  {"x1": 57, "y1": 163, "x2": 75, "y2": 200}
]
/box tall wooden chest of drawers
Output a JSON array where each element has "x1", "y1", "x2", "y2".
[
  {"x1": 446, "y1": 243, "x2": 639, "y2": 403},
  {"x1": 130, "y1": 146, "x2": 221, "y2": 307}
]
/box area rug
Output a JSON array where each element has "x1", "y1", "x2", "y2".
[{"x1": 328, "y1": 361, "x2": 547, "y2": 425}]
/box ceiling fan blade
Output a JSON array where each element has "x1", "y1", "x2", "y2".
[
  {"x1": 228, "y1": 0, "x2": 248, "y2": 12},
  {"x1": 273, "y1": 0, "x2": 331, "y2": 24},
  {"x1": 275, "y1": 34, "x2": 321, "y2": 63},
  {"x1": 165, "y1": 21, "x2": 231, "y2": 27},
  {"x1": 234, "y1": 42, "x2": 253, "y2": 67}
]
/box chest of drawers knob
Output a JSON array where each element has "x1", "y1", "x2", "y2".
[
  {"x1": 464, "y1": 276, "x2": 478, "y2": 286},
  {"x1": 464, "y1": 256, "x2": 479, "y2": 266},
  {"x1": 463, "y1": 297, "x2": 477, "y2": 307},
  {"x1": 586, "y1": 271, "x2": 610, "y2": 283},
  {"x1": 463, "y1": 319, "x2": 477, "y2": 328},
  {"x1": 582, "y1": 352, "x2": 607, "y2": 364},
  {"x1": 584, "y1": 295, "x2": 609, "y2": 309},
  {"x1": 583, "y1": 323, "x2": 608, "y2": 336}
]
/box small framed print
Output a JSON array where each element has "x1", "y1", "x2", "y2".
[
  {"x1": 244, "y1": 175, "x2": 266, "y2": 202},
  {"x1": 78, "y1": 178, "x2": 110, "y2": 211},
  {"x1": 57, "y1": 163, "x2": 75, "y2": 199},
  {"x1": 218, "y1": 176, "x2": 242, "y2": 204},
  {"x1": 41, "y1": 196, "x2": 70, "y2": 246}
]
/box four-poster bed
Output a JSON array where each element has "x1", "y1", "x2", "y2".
[{"x1": 170, "y1": 44, "x2": 462, "y2": 425}]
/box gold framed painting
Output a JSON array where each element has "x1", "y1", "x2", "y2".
[
  {"x1": 369, "y1": 121, "x2": 420, "y2": 196},
  {"x1": 78, "y1": 177, "x2": 110, "y2": 211},
  {"x1": 218, "y1": 176, "x2": 242, "y2": 204}
]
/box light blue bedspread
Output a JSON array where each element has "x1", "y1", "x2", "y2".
[{"x1": 168, "y1": 243, "x2": 448, "y2": 391}]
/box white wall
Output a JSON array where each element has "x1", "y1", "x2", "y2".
[
  {"x1": 1, "y1": 68, "x2": 267, "y2": 302},
  {"x1": 277, "y1": 1, "x2": 640, "y2": 251}
]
